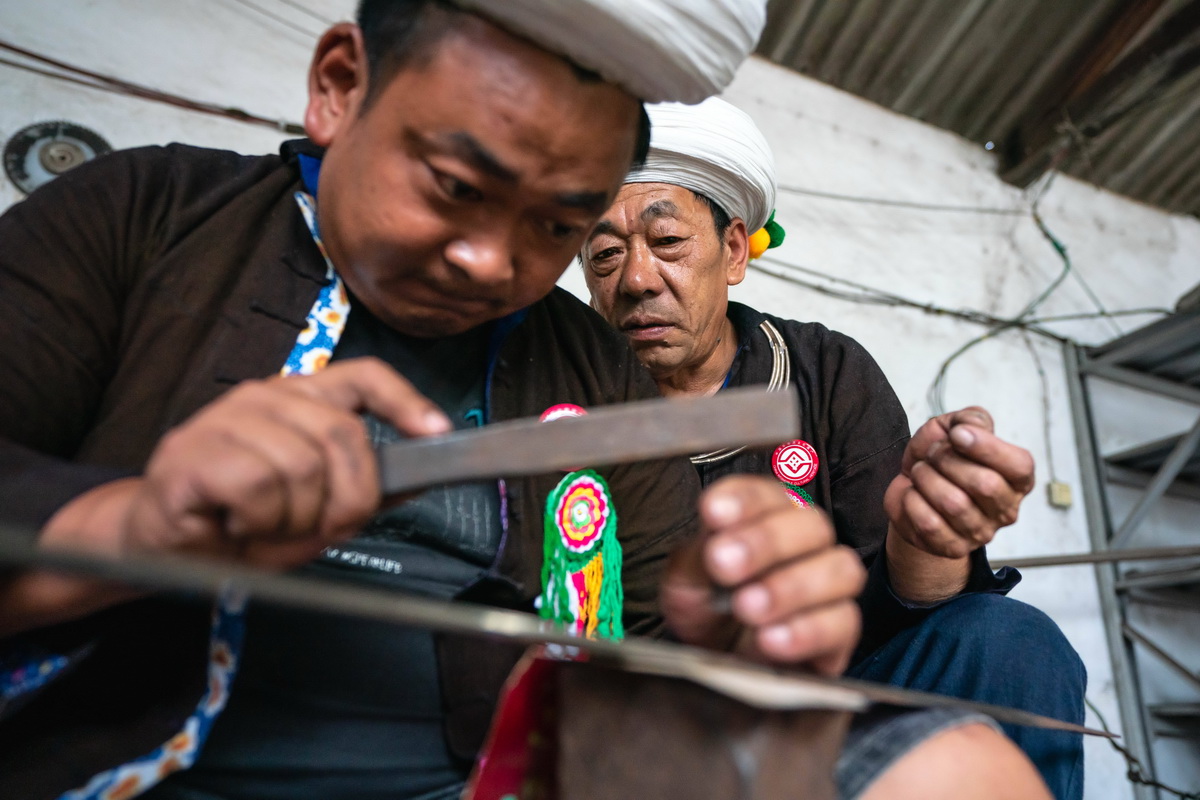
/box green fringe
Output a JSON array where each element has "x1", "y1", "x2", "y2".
[
  {"x1": 783, "y1": 481, "x2": 815, "y2": 506},
  {"x1": 540, "y1": 469, "x2": 624, "y2": 640}
]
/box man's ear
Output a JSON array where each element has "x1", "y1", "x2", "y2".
[
  {"x1": 725, "y1": 218, "x2": 749, "y2": 287},
  {"x1": 305, "y1": 23, "x2": 370, "y2": 147}
]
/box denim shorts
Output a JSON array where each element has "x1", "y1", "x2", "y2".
[{"x1": 836, "y1": 706, "x2": 999, "y2": 800}]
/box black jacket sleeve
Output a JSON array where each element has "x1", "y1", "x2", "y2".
[
  {"x1": 0, "y1": 148, "x2": 173, "y2": 529},
  {"x1": 787, "y1": 323, "x2": 1020, "y2": 664}
]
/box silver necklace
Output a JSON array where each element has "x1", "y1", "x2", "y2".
[{"x1": 690, "y1": 319, "x2": 791, "y2": 465}]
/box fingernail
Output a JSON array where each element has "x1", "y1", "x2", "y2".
[
  {"x1": 761, "y1": 624, "x2": 793, "y2": 649},
  {"x1": 706, "y1": 494, "x2": 741, "y2": 526},
  {"x1": 709, "y1": 539, "x2": 749, "y2": 576},
  {"x1": 424, "y1": 410, "x2": 452, "y2": 434},
  {"x1": 951, "y1": 426, "x2": 975, "y2": 448},
  {"x1": 735, "y1": 585, "x2": 770, "y2": 618},
  {"x1": 927, "y1": 440, "x2": 945, "y2": 457}
]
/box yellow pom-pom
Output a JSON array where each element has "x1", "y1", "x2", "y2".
[{"x1": 748, "y1": 227, "x2": 771, "y2": 260}]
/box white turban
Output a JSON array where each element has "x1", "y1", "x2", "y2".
[
  {"x1": 453, "y1": 0, "x2": 766, "y2": 104},
  {"x1": 627, "y1": 97, "x2": 776, "y2": 232}
]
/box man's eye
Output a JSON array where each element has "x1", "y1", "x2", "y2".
[
  {"x1": 591, "y1": 247, "x2": 620, "y2": 261},
  {"x1": 545, "y1": 220, "x2": 580, "y2": 240},
  {"x1": 435, "y1": 171, "x2": 483, "y2": 202},
  {"x1": 655, "y1": 236, "x2": 683, "y2": 246}
]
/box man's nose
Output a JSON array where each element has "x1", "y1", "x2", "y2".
[
  {"x1": 619, "y1": 241, "x2": 664, "y2": 296},
  {"x1": 444, "y1": 232, "x2": 514, "y2": 287}
]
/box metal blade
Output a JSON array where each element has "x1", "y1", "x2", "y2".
[
  {"x1": 377, "y1": 385, "x2": 799, "y2": 495},
  {"x1": 0, "y1": 533, "x2": 1112, "y2": 738}
]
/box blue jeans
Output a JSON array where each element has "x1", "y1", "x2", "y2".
[{"x1": 847, "y1": 593, "x2": 1086, "y2": 800}]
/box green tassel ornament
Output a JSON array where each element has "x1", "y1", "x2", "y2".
[{"x1": 540, "y1": 470, "x2": 624, "y2": 640}]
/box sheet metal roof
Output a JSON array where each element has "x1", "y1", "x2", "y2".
[{"x1": 757, "y1": 0, "x2": 1200, "y2": 218}]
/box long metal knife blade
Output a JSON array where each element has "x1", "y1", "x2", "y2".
[
  {"x1": 0, "y1": 533, "x2": 1111, "y2": 738},
  {"x1": 377, "y1": 385, "x2": 799, "y2": 495}
]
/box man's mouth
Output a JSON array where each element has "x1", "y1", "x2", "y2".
[
  {"x1": 620, "y1": 317, "x2": 673, "y2": 341},
  {"x1": 416, "y1": 283, "x2": 504, "y2": 314}
]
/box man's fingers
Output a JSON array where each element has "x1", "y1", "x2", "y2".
[
  {"x1": 215, "y1": 380, "x2": 382, "y2": 539},
  {"x1": 149, "y1": 430, "x2": 290, "y2": 542},
  {"x1": 945, "y1": 425, "x2": 1035, "y2": 495},
  {"x1": 278, "y1": 357, "x2": 452, "y2": 438},
  {"x1": 730, "y1": 544, "x2": 865, "y2": 628},
  {"x1": 218, "y1": 416, "x2": 329, "y2": 538},
  {"x1": 908, "y1": 460, "x2": 994, "y2": 546},
  {"x1": 949, "y1": 406, "x2": 994, "y2": 433},
  {"x1": 702, "y1": 479, "x2": 834, "y2": 587},
  {"x1": 902, "y1": 406, "x2": 995, "y2": 474},
  {"x1": 925, "y1": 440, "x2": 1024, "y2": 526},
  {"x1": 902, "y1": 416, "x2": 951, "y2": 475},
  {"x1": 699, "y1": 474, "x2": 792, "y2": 530},
  {"x1": 659, "y1": 541, "x2": 743, "y2": 651},
  {"x1": 752, "y1": 600, "x2": 861, "y2": 675},
  {"x1": 897, "y1": 484, "x2": 973, "y2": 559}
]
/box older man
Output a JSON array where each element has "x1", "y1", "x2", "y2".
[
  {"x1": 0, "y1": 3, "x2": 1050, "y2": 799},
  {"x1": 583, "y1": 97, "x2": 1086, "y2": 799}
]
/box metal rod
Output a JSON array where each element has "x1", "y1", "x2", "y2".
[
  {"x1": 1111, "y1": 414, "x2": 1200, "y2": 549},
  {"x1": 1106, "y1": 464, "x2": 1200, "y2": 502},
  {"x1": 1127, "y1": 588, "x2": 1200, "y2": 613},
  {"x1": 1123, "y1": 623, "x2": 1200, "y2": 694},
  {"x1": 1089, "y1": 319, "x2": 1194, "y2": 369},
  {"x1": 1116, "y1": 566, "x2": 1200, "y2": 592},
  {"x1": 993, "y1": 545, "x2": 1200, "y2": 569},
  {"x1": 0, "y1": 530, "x2": 1111, "y2": 734},
  {"x1": 1081, "y1": 359, "x2": 1200, "y2": 408},
  {"x1": 1063, "y1": 342, "x2": 1157, "y2": 792}
]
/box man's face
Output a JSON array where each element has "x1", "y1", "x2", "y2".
[
  {"x1": 582, "y1": 183, "x2": 746, "y2": 379},
  {"x1": 310, "y1": 17, "x2": 641, "y2": 337}
]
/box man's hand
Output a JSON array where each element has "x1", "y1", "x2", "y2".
[
  {"x1": 660, "y1": 475, "x2": 865, "y2": 676},
  {"x1": 885, "y1": 407, "x2": 1035, "y2": 561},
  {"x1": 45, "y1": 357, "x2": 452, "y2": 570}
]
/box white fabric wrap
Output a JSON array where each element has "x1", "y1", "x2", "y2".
[
  {"x1": 628, "y1": 97, "x2": 776, "y2": 232},
  {"x1": 453, "y1": 0, "x2": 766, "y2": 104}
]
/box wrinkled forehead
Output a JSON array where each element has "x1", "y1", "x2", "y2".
[{"x1": 591, "y1": 182, "x2": 709, "y2": 237}]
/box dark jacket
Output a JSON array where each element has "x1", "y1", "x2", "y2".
[
  {"x1": 0, "y1": 141, "x2": 700, "y2": 797},
  {"x1": 700, "y1": 303, "x2": 1018, "y2": 661}
]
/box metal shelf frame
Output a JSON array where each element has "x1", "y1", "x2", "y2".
[{"x1": 1065, "y1": 307, "x2": 1200, "y2": 800}]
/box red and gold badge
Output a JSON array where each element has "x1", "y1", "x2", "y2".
[{"x1": 771, "y1": 439, "x2": 819, "y2": 486}]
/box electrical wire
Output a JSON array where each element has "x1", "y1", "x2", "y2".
[
  {"x1": 271, "y1": 0, "x2": 338, "y2": 26},
  {"x1": 1085, "y1": 697, "x2": 1200, "y2": 800},
  {"x1": 750, "y1": 254, "x2": 1163, "y2": 342},
  {"x1": 0, "y1": 39, "x2": 304, "y2": 135},
  {"x1": 926, "y1": 188, "x2": 1075, "y2": 415},
  {"x1": 776, "y1": 184, "x2": 1026, "y2": 216},
  {"x1": 1025, "y1": 308, "x2": 1172, "y2": 324},
  {"x1": 1021, "y1": 330, "x2": 1058, "y2": 484},
  {"x1": 225, "y1": 0, "x2": 325, "y2": 41}
]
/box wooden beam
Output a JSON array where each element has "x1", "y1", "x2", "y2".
[{"x1": 1000, "y1": 0, "x2": 1200, "y2": 187}]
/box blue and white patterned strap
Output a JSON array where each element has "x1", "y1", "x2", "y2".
[
  {"x1": 1, "y1": 649, "x2": 69, "y2": 703},
  {"x1": 60, "y1": 590, "x2": 248, "y2": 800},
  {"x1": 58, "y1": 192, "x2": 353, "y2": 800},
  {"x1": 281, "y1": 192, "x2": 352, "y2": 376}
]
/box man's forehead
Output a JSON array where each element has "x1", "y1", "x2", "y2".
[{"x1": 591, "y1": 183, "x2": 704, "y2": 236}]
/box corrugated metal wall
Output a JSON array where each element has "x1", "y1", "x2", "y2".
[{"x1": 757, "y1": 0, "x2": 1200, "y2": 218}]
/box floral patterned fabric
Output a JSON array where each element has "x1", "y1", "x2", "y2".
[
  {"x1": 281, "y1": 192, "x2": 351, "y2": 377},
  {"x1": 0, "y1": 649, "x2": 68, "y2": 703}
]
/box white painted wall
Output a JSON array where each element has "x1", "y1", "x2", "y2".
[{"x1": 1, "y1": 2, "x2": 1197, "y2": 797}]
